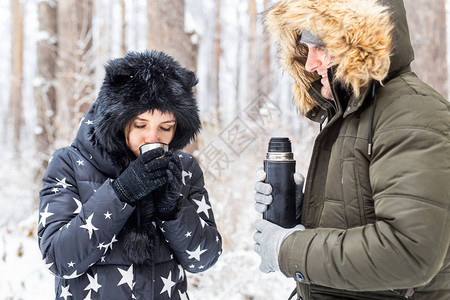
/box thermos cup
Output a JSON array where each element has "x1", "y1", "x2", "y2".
[
  {"x1": 263, "y1": 137, "x2": 297, "y2": 228},
  {"x1": 139, "y1": 142, "x2": 169, "y2": 156}
]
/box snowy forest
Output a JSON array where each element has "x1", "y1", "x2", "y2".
[{"x1": 0, "y1": 0, "x2": 448, "y2": 299}]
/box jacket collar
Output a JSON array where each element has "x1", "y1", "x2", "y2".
[{"x1": 72, "y1": 105, "x2": 118, "y2": 178}]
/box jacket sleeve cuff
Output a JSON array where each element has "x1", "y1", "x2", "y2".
[{"x1": 278, "y1": 229, "x2": 317, "y2": 284}]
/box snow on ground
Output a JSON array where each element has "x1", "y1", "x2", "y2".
[
  {"x1": 0, "y1": 150, "x2": 55, "y2": 299},
  {"x1": 0, "y1": 223, "x2": 54, "y2": 299}
]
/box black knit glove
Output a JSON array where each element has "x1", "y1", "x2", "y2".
[
  {"x1": 156, "y1": 153, "x2": 183, "y2": 220},
  {"x1": 112, "y1": 147, "x2": 169, "y2": 205}
]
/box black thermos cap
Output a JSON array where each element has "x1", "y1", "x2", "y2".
[{"x1": 268, "y1": 137, "x2": 292, "y2": 152}]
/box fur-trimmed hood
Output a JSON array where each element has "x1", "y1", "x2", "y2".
[
  {"x1": 265, "y1": 0, "x2": 414, "y2": 115},
  {"x1": 88, "y1": 50, "x2": 201, "y2": 174}
]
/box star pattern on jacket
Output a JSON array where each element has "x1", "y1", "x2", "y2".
[
  {"x1": 44, "y1": 260, "x2": 55, "y2": 275},
  {"x1": 179, "y1": 290, "x2": 188, "y2": 300},
  {"x1": 56, "y1": 177, "x2": 72, "y2": 189},
  {"x1": 97, "y1": 235, "x2": 118, "y2": 254},
  {"x1": 193, "y1": 196, "x2": 211, "y2": 218},
  {"x1": 60, "y1": 284, "x2": 72, "y2": 300},
  {"x1": 104, "y1": 211, "x2": 112, "y2": 219},
  {"x1": 39, "y1": 204, "x2": 54, "y2": 227},
  {"x1": 73, "y1": 197, "x2": 82, "y2": 214},
  {"x1": 84, "y1": 273, "x2": 102, "y2": 293},
  {"x1": 181, "y1": 170, "x2": 192, "y2": 185},
  {"x1": 83, "y1": 290, "x2": 93, "y2": 300},
  {"x1": 160, "y1": 270, "x2": 176, "y2": 297},
  {"x1": 64, "y1": 270, "x2": 82, "y2": 279},
  {"x1": 178, "y1": 264, "x2": 185, "y2": 281},
  {"x1": 186, "y1": 245, "x2": 207, "y2": 261},
  {"x1": 117, "y1": 265, "x2": 134, "y2": 290},
  {"x1": 199, "y1": 217, "x2": 207, "y2": 228},
  {"x1": 79, "y1": 213, "x2": 99, "y2": 239}
]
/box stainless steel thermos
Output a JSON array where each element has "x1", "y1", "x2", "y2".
[{"x1": 263, "y1": 137, "x2": 297, "y2": 228}]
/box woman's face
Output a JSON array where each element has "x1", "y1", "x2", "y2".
[{"x1": 126, "y1": 110, "x2": 176, "y2": 157}]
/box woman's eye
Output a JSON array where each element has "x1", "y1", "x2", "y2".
[
  {"x1": 161, "y1": 127, "x2": 172, "y2": 132},
  {"x1": 134, "y1": 124, "x2": 146, "y2": 129}
]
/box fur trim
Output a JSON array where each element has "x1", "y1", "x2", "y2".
[
  {"x1": 93, "y1": 50, "x2": 201, "y2": 173},
  {"x1": 265, "y1": 0, "x2": 394, "y2": 115},
  {"x1": 117, "y1": 198, "x2": 157, "y2": 265}
]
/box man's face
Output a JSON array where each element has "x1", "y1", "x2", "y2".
[{"x1": 304, "y1": 43, "x2": 334, "y2": 100}]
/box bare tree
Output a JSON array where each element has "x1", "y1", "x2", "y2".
[
  {"x1": 93, "y1": 0, "x2": 113, "y2": 90},
  {"x1": 404, "y1": 0, "x2": 448, "y2": 97},
  {"x1": 34, "y1": 0, "x2": 58, "y2": 191},
  {"x1": 56, "y1": 0, "x2": 95, "y2": 146},
  {"x1": 147, "y1": 0, "x2": 200, "y2": 152},
  {"x1": 147, "y1": 0, "x2": 198, "y2": 72},
  {"x1": 234, "y1": 5, "x2": 243, "y2": 116},
  {"x1": 121, "y1": 0, "x2": 127, "y2": 56},
  {"x1": 260, "y1": 0, "x2": 272, "y2": 96},
  {"x1": 247, "y1": 0, "x2": 257, "y2": 102},
  {"x1": 9, "y1": 0, "x2": 24, "y2": 154},
  {"x1": 213, "y1": 0, "x2": 222, "y2": 125}
]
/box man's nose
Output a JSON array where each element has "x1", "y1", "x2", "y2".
[{"x1": 305, "y1": 48, "x2": 320, "y2": 73}]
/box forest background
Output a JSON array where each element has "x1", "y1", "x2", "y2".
[{"x1": 0, "y1": 0, "x2": 448, "y2": 299}]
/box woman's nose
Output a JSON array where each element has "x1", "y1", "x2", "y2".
[{"x1": 144, "y1": 131, "x2": 159, "y2": 143}]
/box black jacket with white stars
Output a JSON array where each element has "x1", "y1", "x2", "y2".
[{"x1": 38, "y1": 103, "x2": 222, "y2": 299}]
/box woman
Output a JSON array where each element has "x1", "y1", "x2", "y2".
[{"x1": 38, "y1": 50, "x2": 222, "y2": 299}]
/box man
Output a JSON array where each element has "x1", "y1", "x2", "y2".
[{"x1": 253, "y1": 0, "x2": 450, "y2": 299}]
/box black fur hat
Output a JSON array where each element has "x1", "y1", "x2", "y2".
[{"x1": 92, "y1": 50, "x2": 201, "y2": 173}]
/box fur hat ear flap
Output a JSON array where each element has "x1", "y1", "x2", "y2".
[
  {"x1": 93, "y1": 50, "x2": 201, "y2": 173},
  {"x1": 168, "y1": 68, "x2": 201, "y2": 150}
]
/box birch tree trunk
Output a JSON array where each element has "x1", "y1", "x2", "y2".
[
  {"x1": 9, "y1": 0, "x2": 24, "y2": 154},
  {"x1": 248, "y1": 0, "x2": 257, "y2": 102},
  {"x1": 234, "y1": 5, "x2": 243, "y2": 116},
  {"x1": 261, "y1": 0, "x2": 272, "y2": 96},
  {"x1": 404, "y1": 0, "x2": 448, "y2": 98},
  {"x1": 56, "y1": 0, "x2": 95, "y2": 146},
  {"x1": 34, "y1": 0, "x2": 58, "y2": 189},
  {"x1": 213, "y1": 0, "x2": 221, "y2": 125}
]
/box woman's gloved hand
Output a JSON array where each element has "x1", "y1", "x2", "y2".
[
  {"x1": 156, "y1": 152, "x2": 183, "y2": 220},
  {"x1": 112, "y1": 147, "x2": 170, "y2": 206}
]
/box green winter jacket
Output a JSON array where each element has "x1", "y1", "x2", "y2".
[{"x1": 265, "y1": 0, "x2": 450, "y2": 299}]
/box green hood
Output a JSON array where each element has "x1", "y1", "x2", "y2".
[{"x1": 265, "y1": 0, "x2": 415, "y2": 115}]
